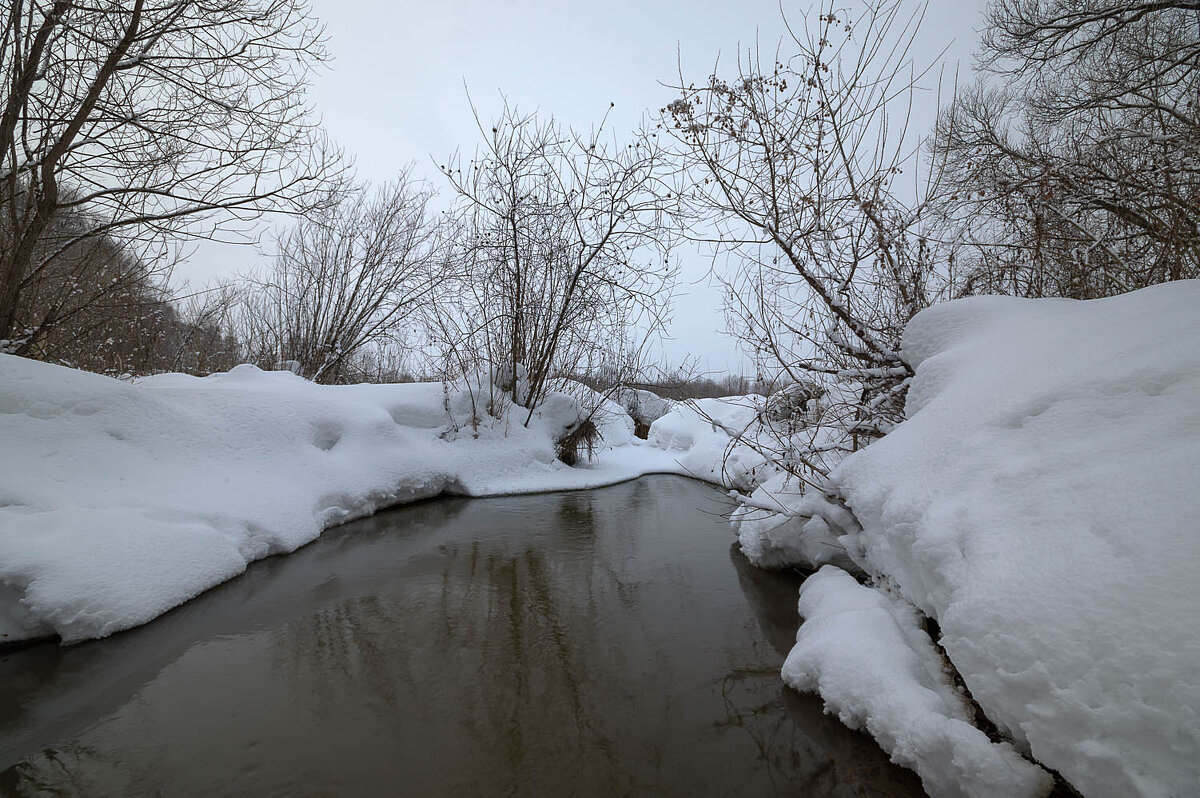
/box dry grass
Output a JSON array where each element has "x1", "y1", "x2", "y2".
[{"x1": 555, "y1": 418, "x2": 602, "y2": 466}]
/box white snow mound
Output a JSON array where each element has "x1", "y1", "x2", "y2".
[
  {"x1": 648, "y1": 396, "x2": 772, "y2": 490},
  {"x1": 783, "y1": 566, "x2": 1053, "y2": 798},
  {"x1": 730, "y1": 471, "x2": 860, "y2": 571},
  {"x1": 832, "y1": 280, "x2": 1200, "y2": 797}
]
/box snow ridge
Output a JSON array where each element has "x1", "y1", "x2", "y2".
[
  {"x1": 783, "y1": 566, "x2": 1053, "y2": 798},
  {"x1": 831, "y1": 280, "x2": 1200, "y2": 797}
]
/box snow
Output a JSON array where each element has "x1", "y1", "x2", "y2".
[
  {"x1": 818, "y1": 281, "x2": 1200, "y2": 797},
  {"x1": 614, "y1": 387, "x2": 673, "y2": 430},
  {"x1": 783, "y1": 566, "x2": 1053, "y2": 798},
  {"x1": 0, "y1": 357, "x2": 689, "y2": 645},
  {"x1": 729, "y1": 472, "x2": 860, "y2": 571},
  {"x1": 543, "y1": 380, "x2": 639, "y2": 449},
  {"x1": 647, "y1": 395, "x2": 772, "y2": 490},
  {"x1": 724, "y1": 381, "x2": 864, "y2": 571}
]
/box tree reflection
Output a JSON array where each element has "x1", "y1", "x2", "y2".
[
  {"x1": 1, "y1": 477, "x2": 926, "y2": 797},
  {"x1": 261, "y1": 485, "x2": 667, "y2": 794},
  {"x1": 0, "y1": 739, "x2": 137, "y2": 796}
]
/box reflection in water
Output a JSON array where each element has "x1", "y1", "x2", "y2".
[{"x1": 0, "y1": 476, "x2": 924, "y2": 797}]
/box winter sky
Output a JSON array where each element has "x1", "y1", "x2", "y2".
[{"x1": 178, "y1": 0, "x2": 987, "y2": 374}]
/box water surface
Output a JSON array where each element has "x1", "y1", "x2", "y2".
[{"x1": 0, "y1": 476, "x2": 924, "y2": 796}]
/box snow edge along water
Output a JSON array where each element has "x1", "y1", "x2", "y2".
[{"x1": 0, "y1": 358, "x2": 737, "y2": 647}]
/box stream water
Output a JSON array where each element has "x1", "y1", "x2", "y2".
[{"x1": 0, "y1": 476, "x2": 924, "y2": 797}]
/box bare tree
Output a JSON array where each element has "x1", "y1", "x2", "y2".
[
  {"x1": 169, "y1": 281, "x2": 242, "y2": 375},
  {"x1": 238, "y1": 173, "x2": 442, "y2": 384},
  {"x1": 932, "y1": 0, "x2": 1200, "y2": 296},
  {"x1": 429, "y1": 99, "x2": 676, "y2": 430},
  {"x1": 0, "y1": 0, "x2": 337, "y2": 354},
  {"x1": 12, "y1": 210, "x2": 159, "y2": 369},
  {"x1": 663, "y1": 0, "x2": 946, "y2": 486}
]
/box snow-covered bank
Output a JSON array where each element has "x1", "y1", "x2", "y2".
[
  {"x1": 647, "y1": 395, "x2": 771, "y2": 490},
  {"x1": 827, "y1": 280, "x2": 1200, "y2": 797},
  {"x1": 751, "y1": 280, "x2": 1199, "y2": 797},
  {"x1": 0, "y1": 357, "x2": 691, "y2": 645},
  {"x1": 782, "y1": 566, "x2": 1052, "y2": 797},
  {"x1": 6, "y1": 281, "x2": 1195, "y2": 797}
]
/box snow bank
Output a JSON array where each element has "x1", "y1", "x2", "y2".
[
  {"x1": 729, "y1": 471, "x2": 859, "y2": 571},
  {"x1": 614, "y1": 387, "x2": 674, "y2": 432},
  {"x1": 829, "y1": 281, "x2": 1200, "y2": 797},
  {"x1": 783, "y1": 566, "x2": 1052, "y2": 798},
  {"x1": 647, "y1": 395, "x2": 772, "y2": 490},
  {"x1": 724, "y1": 383, "x2": 866, "y2": 571},
  {"x1": 0, "y1": 357, "x2": 685, "y2": 644},
  {"x1": 639, "y1": 389, "x2": 867, "y2": 570},
  {"x1": 542, "y1": 381, "x2": 638, "y2": 449}
]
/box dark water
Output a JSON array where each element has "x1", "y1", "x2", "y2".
[{"x1": 0, "y1": 476, "x2": 924, "y2": 797}]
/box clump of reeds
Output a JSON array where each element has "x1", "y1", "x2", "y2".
[{"x1": 555, "y1": 418, "x2": 602, "y2": 466}]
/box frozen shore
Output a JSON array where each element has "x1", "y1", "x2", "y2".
[
  {"x1": 745, "y1": 280, "x2": 1200, "y2": 797},
  {"x1": 0, "y1": 359, "x2": 736, "y2": 645}
]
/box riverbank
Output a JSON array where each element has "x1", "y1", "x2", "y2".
[
  {"x1": 1, "y1": 359, "x2": 754, "y2": 645},
  {"x1": 737, "y1": 280, "x2": 1200, "y2": 797},
  {"x1": 4, "y1": 281, "x2": 1197, "y2": 797}
]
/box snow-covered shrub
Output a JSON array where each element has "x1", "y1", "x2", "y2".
[
  {"x1": 438, "y1": 368, "x2": 512, "y2": 436},
  {"x1": 762, "y1": 380, "x2": 825, "y2": 427},
  {"x1": 614, "y1": 387, "x2": 673, "y2": 438},
  {"x1": 428, "y1": 103, "x2": 674, "y2": 425}
]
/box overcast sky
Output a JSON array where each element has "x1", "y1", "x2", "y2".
[{"x1": 178, "y1": 0, "x2": 989, "y2": 374}]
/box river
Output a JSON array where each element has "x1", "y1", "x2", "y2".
[{"x1": 0, "y1": 476, "x2": 923, "y2": 796}]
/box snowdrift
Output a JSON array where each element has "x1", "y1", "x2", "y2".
[
  {"x1": 783, "y1": 566, "x2": 1052, "y2": 797},
  {"x1": 723, "y1": 382, "x2": 865, "y2": 571},
  {"x1": 0, "y1": 359, "x2": 694, "y2": 645},
  {"x1": 797, "y1": 281, "x2": 1200, "y2": 797},
  {"x1": 648, "y1": 395, "x2": 772, "y2": 490}
]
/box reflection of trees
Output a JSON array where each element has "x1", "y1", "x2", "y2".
[
  {"x1": 0, "y1": 738, "x2": 136, "y2": 796},
  {"x1": 472, "y1": 546, "x2": 635, "y2": 793},
  {"x1": 262, "y1": 483, "x2": 667, "y2": 795},
  {"x1": 621, "y1": 476, "x2": 657, "y2": 516},
  {"x1": 555, "y1": 491, "x2": 597, "y2": 536},
  {"x1": 430, "y1": 489, "x2": 665, "y2": 795},
  {"x1": 782, "y1": 689, "x2": 927, "y2": 797},
  {"x1": 2, "y1": 477, "x2": 927, "y2": 796},
  {"x1": 727, "y1": 542, "x2": 807, "y2": 658},
  {"x1": 712, "y1": 670, "x2": 926, "y2": 797},
  {"x1": 320, "y1": 493, "x2": 473, "y2": 550},
  {"x1": 269, "y1": 593, "x2": 414, "y2": 723},
  {"x1": 715, "y1": 665, "x2": 811, "y2": 793}
]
